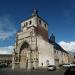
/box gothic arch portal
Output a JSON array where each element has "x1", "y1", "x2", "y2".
[{"x1": 19, "y1": 41, "x2": 30, "y2": 69}]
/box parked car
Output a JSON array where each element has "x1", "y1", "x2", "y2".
[
  {"x1": 0, "y1": 63, "x2": 8, "y2": 68},
  {"x1": 63, "y1": 63, "x2": 75, "y2": 68},
  {"x1": 47, "y1": 65, "x2": 56, "y2": 71},
  {"x1": 70, "y1": 63, "x2": 75, "y2": 67},
  {"x1": 62, "y1": 64, "x2": 71, "y2": 68}
]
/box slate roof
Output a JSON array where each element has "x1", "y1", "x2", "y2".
[
  {"x1": 49, "y1": 39, "x2": 69, "y2": 54},
  {"x1": 21, "y1": 15, "x2": 48, "y2": 25}
]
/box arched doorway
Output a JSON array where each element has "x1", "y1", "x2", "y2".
[{"x1": 19, "y1": 42, "x2": 29, "y2": 69}]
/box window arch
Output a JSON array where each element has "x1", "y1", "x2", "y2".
[{"x1": 20, "y1": 42, "x2": 29, "y2": 51}]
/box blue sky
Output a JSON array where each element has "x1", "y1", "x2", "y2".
[{"x1": 0, "y1": 0, "x2": 75, "y2": 53}]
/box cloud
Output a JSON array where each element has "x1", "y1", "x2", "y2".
[
  {"x1": 0, "y1": 16, "x2": 17, "y2": 40},
  {"x1": 58, "y1": 41, "x2": 75, "y2": 52},
  {"x1": 0, "y1": 31, "x2": 16, "y2": 40},
  {"x1": 0, "y1": 46, "x2": 14, "y2": 54}
]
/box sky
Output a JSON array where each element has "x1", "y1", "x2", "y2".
[{"x1": 0, "y1": 0, "x2": 75, "y2": 54}]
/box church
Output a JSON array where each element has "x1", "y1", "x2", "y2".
[{"x1": 12, "y1": 9, "x2": 74, "y2": 70}]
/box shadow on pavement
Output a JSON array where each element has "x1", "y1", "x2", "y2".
[{"x1": 64, "y1": 66, "x2": 75, "y2": 75}]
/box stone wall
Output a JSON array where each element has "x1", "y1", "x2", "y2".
[{"x1": 37, "y1": 36, "x2": 55, "y2": 67}]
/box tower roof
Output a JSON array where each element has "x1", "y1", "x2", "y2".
[
  {"x1": 21, "y1": 9, "x2": 48, "y2": 24},
  {"x1": 49, "y1": 33, "x2": 55, "y2": 43},
  {"x1": 32, "y1": 8, "x2": 38, "y2": 16}
]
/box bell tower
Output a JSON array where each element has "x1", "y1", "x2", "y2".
[
  {"x1": 21, "y1": 9, "x2": 48, "y2": 41},
  {"x1": 12, "y1": 9, "x2": 50, "y2": 70}
]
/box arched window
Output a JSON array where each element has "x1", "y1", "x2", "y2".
[
  {"x1": 29, "y1": 20, "x2": 32, "y2": 25},
  {"x1": 39, "y1": 20, "x2": 41, "y2": 24},
  {"x1": 45, "y1": 24, "x2": 46, "y2": 28}
]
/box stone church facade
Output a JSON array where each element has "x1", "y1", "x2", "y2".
[
  {"x1": 12, "y1": 9, "x2": 74, "y2": 70},
  {"x1": 12, "y1": 9, "x2": 55, "y2": 69}
]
